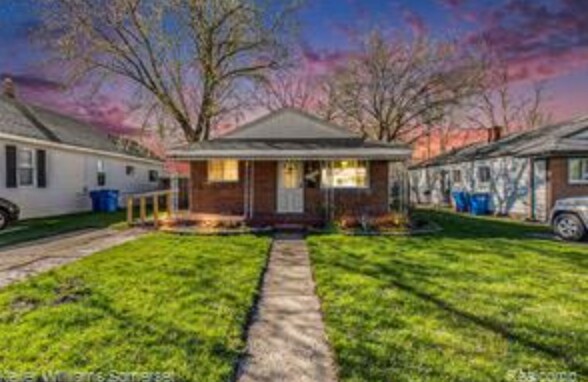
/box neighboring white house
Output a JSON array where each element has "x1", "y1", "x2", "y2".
[
  {"x1": 410, "y1": 117, "x2": 588, "y2": 222},
  {"x1": 0, "y1": 86, "x2": 163, "y2": 219}
]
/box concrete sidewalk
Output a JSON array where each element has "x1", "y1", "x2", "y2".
[
  {"x1": 0, "y1": 228, "x2": 145, "y2": 288},
  {"x1": 237, "y1": 234, "x2": 337, "y2": 382}
]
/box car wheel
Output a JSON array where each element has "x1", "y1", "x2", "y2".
[
  {"x1": 554, "y1": 213, "x2": 586, "y2": 241},
  {"x1": 0, "y1": 210, "x2": 7, "y2": 231}
]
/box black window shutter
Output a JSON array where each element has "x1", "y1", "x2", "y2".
[
  {"x1": 5, "y1": 145, "x2": 17, "y2": 188},
  {"x1": 37, "y1": 149, "x2": 47, "y2": 188}
]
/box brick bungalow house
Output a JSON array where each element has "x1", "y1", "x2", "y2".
[
  {"x1": 168, "y1": 108, "x2": 412, "y2": 226},
  {"x1": 409, "y1": 115, "x2": 588, "y2": 221}
]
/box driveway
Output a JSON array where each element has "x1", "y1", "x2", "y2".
[{"x1": 0, "y1": 228, "x2": 145, "y2": 288}]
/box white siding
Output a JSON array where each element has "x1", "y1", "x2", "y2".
[
  {"x1": 0, "y1": 138, "x2": 163, "y2": 219},
  {"x1": 532, "y1": 159, "x2": 548, "y2": 221},
  {"x1": 410, "y1": 155, "x2": 549, "y2": 220}
]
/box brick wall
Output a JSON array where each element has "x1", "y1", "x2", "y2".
[
  {"x1": 253, "y1": 161, "x2": 277, "y2": 214},
  {"x1": 190, "y1": 160, "x2": 390, "y2": 221},
  {"x1": 332, "y1": 161, "x2": 389, "y2": 217},
  {"x1": 190, "y1": 161, "x2": 245, "y2": 215},
  {"x1": 549, "y1": 157, "x2": 588, "y2": 207}
]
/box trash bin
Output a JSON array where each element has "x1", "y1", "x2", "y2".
[
  {"x1": 89, "y1": 190, "x2": 102, "y2": 212},
  {"x1": 470, "y1": 193, "x2": 491, "y2": 215},
  {"x1": 101, "y1": 190, "x2": 120, "y2": 213},
  {"x1": 452, "y1": 191, "x2": 470, "y2": 212}
]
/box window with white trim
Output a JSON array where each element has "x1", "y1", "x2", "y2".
[
  {"x1": 452, "y1": 169, "x2": 462, "y2": 183},
  {"x1": 97, "y1": 160, "x2": 106, "y2": 186},
  {"x1": 18, "y1": 148, "x2": 35, "y2": 186},
  {"x1": 568, "y1": 158, "x2": 588, "y2": 183},
  {"x1": 321, "y1": 160, "x2": 369, "y2": 189},
  {"x1": 208, "y1": 160, "x2": 239, "y2": 182},
  {"x1": 149, "y1": 170, "x2": 159, "y2": 182},
  {"x1": 477, "y1": 166, "x2": 491, "y2": 183}
]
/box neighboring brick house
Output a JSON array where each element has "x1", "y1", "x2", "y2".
[
  {"x1": 409, "y1": 116, "x2": 588, "y2": 221},
  {"x1": 168, "y1": 108, "x2": 412, "y2": 226}
]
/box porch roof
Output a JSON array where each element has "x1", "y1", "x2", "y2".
[
  {"x1": 167, "y1": 108, "x2": 412, "y2": 161},
  {"x1": 167, "y1": 138, "x2": 411, "y2": 161}
]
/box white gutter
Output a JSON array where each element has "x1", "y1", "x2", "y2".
[
  {"x1": 0, "y1": 132, "x2": 163, "y2": 165},
  {"x1": 168, "y1": 148, "x2": 412, "y2": 161}
]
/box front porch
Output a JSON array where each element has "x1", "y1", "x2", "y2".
[{"x1": 187, "y1": 159, "x2": 407, "y2": 226}]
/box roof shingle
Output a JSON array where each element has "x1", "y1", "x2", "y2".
[
  {"x1": 0, "y1": 95, "x2": 160, "y2": 161},
  {"x1": 411, "y1": 115, "x2": 588, "y2": 168}
]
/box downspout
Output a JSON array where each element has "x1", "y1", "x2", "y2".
[
  {"x1": 330, "y1": 161, "x2": 335, "y2": 222},
  {"x1": 243, "y1": 160, "x2": 250, "y2": 220},
  {"x1": 321, "y1": 161, "x2": 327, "y2": 222},
  {"x1": 529, "y1": 157, "x2": 536, "y2": 221},
  {"x1": 249, "y1": 161, "x2": 255, "y2": 220}
]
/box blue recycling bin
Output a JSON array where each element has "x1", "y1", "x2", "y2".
[
  {"x1": 100, "y1": 190, "x2": 120, "y2": 213},
  {"x1": 470, "y1": 193, "x2": 491, "y2": 215},
  {"x1": 89, "y1": 190, "x2": 102, "y2": 212},
  {"x1": 452, "y1": 191, "x2": 470, "y2": 212}
]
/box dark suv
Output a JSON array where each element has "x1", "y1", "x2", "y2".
[{"x1": 0, "y1": 198, "x2": 20, "y2": 230}]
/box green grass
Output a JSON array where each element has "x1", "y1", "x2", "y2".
[
  {"x1": 0, "y1": 211, "x2": 127, "y2": 248},
  {"x1": 308, "y1": 210, "x2": 588, "y2": 382},
  {"x1": 0, "y1": 233, "x2": 270, "y2": 380}
]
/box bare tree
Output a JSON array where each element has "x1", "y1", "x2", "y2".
[
  {"x1": 322, "y1": 30, "x2": 485, "y2": 142},
  {"x1": 251, "y1": 66, "x2": 320, "y2": 112},
  {"x1": 468, "y1": 60, "x2": 551, "y2": 133},
  {"x1": 36, "y1": 0, "x2": 299, "y2": 142}
]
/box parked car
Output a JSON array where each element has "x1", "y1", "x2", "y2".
[
  {"x1": 550, "y1": 197, "x2": 588, "y2": 241},
  {"x1": 0, "y1": 198, "x2": 20, "y2": 230}
]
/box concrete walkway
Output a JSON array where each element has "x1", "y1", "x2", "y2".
[
  {"x1": 237, "y1": 234, "x2": 337, "y2": 382},
  {"x1": 0, "y1": 228, "x2": 145, "y2": 288}
]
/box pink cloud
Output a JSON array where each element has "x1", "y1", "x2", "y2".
[{"x1": 7, "y1": 72, "x2": 142, "y2": 136}]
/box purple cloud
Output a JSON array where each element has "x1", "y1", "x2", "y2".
[{"x1": 464, "y1": 0, "x2": 588, "y2": 82}]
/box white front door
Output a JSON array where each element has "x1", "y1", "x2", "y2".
[{"x1": 277, "y1": 161, "x2": 304, "y2": 213}]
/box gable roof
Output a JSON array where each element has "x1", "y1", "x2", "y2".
[
  {"x1": 218, "y1": 108, "x2": 360, "y2": 140},
  {"x1": 169, "y1": 108, "x2": 411, "y2": 160},
  {"x1": 0, "y1": 95, "x2": 161, "y2": 162},
  {"x1": 411, "y1": 115, "x2": 588, "y2": 169}
]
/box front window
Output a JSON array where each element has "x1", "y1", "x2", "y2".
[
  {"x1": 97, "y1": 160, "x2": 106, "y2": 186},
  {"x1": 18, "y1": 148, "x2": 34, "y2": 186},
  {"x1": 208, "y1": 159, "x2": 239, "y2": 182},
  {"x1": 321, "y1": 160, "x2": 369, "y2": 189},
  {"x1": 569, "y1": 158, "x2": 588, "y2": 183},
  {"x1": 149, "y1": 170, "x2": 159, "y2": 182},
  {"x1": 477, "y1": 166, "x2": 491, "y2": 183}
]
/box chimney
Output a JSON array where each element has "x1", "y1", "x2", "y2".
[
  {"x1": 487, "y1": 125, "x2": 502, "y2": 143},
  {"x1": 2, "y1": 77, "x2": 16, "y2": 99}
]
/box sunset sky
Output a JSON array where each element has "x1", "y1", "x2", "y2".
[{"x1": 1, "y1": 0, "x2": 587, "y2": 143}]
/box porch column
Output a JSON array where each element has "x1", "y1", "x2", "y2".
[
  {"x1": 243, "y1": 160, "x2": 250, "y2": 219},
  {"x1": 249, "y1": 161, "x2": 255, "y2": 219},
  {"x1": 242, "y1": 160, "x2": 255, "y2": 220},
  {"x1": 171, "y1": 171, "x2": 179, "y2": 215},
  {"x1": 321, "y1": 160, "x2": 335, "y2": 222}
]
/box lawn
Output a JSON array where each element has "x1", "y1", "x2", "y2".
[
  {"x1": 0, "y1": 210, "x2": 127, "y2": 248},
  {"x1": 308, "y1": 210, "x2": 588, "y2": 382},
  {"x1": 0, "y1": 233, "x2": 270, "y2": 380}
]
